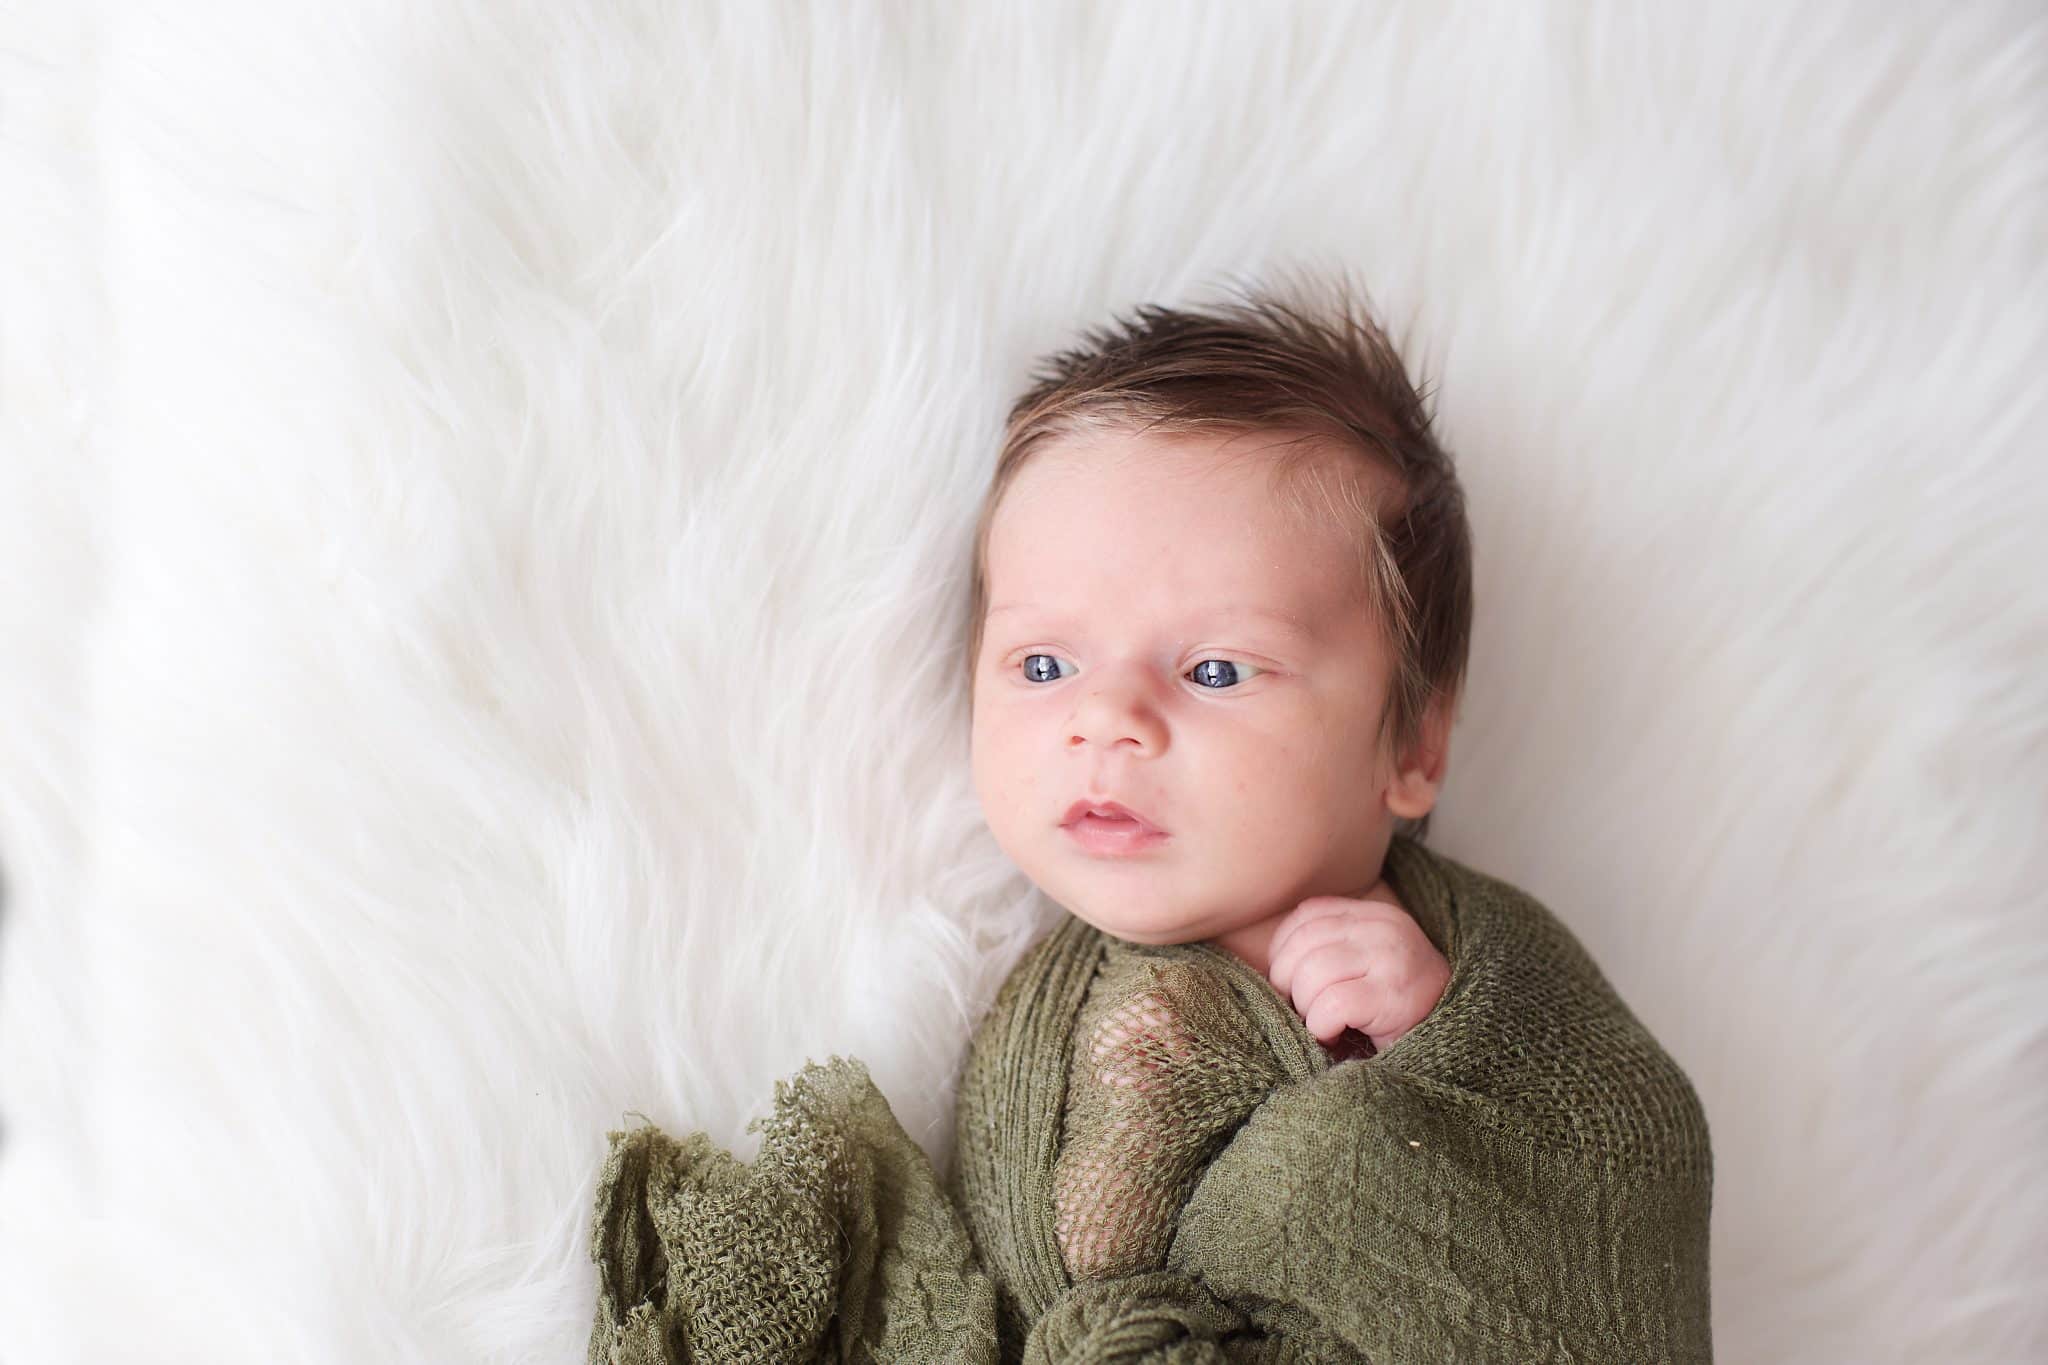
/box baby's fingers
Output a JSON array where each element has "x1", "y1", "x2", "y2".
[
  {"x1": 1277, "y1": 940, "x2": 1370, "y2": 1020},
  {"x1": 1266, "y1": 913, "x2": 1353, "y2": 999},
  {"x1": 1301, "y1": 978, "x2": 1399, "y2": 1046}
]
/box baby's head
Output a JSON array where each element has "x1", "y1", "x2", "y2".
[{"x1": 966, "y1": 280, "x2": 1472, "y2": 948}]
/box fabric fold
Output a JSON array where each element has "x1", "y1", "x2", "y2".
[{"x1": 1020, "y1": 1273, "x2": 1263, "y2": 1363}]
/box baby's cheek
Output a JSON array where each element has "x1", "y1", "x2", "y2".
[
  {"x1": 1310, "y1": 739, "x2": 1389, "y2": 840},
  {"x1": 971, "y1": 774, "x2": 1033, "y2": 874},
  {"x1": 1216, "y1": 784, "x2": 1331, "y2": 894},
  {"x1": 1243, "y1": 735, "x2": 1339, "y2": 827},
  {"x1": 969, "y1": 721, "x2": 1024, "y2": 814}
]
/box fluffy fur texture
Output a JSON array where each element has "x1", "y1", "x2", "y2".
[{"x1": 2, "y1": 3, "x2": 2043, "y2": 1360}]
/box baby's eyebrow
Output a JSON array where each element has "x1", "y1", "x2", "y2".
[
  {"x1": 986, "y1": 602, "x2": 1315, "y2": 637},
  {"x1": 1209, "y1": 605, "x2": 1314, "y2": 633}
]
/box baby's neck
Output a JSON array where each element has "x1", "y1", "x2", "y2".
[{"x1": 1208, "y1": 915, "x2": 1288, "y2": 978}]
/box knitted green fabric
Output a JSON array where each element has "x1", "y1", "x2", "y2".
[{"x1": 587, "y1": 835, "x2": 1713, "y2": 1362}]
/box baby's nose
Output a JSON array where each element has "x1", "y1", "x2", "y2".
[{"x1": 1067, "y1": 685, "x2": 1168, "y2": 754}]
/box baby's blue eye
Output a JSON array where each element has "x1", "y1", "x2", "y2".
[
  {"x1": 1189, "y1": 659, "x2": 1260, "y2": 689},
  {"x1": 1018, "y1": 654, "x2": 1261, "y2": 688},
  {"x1": 1021, "y1": 653, "x2": 1072, "y2": 683}
]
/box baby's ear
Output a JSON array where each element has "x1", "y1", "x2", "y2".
[{"x1": 1384, "y1": 692, "x2": 1453, "y2": 821}]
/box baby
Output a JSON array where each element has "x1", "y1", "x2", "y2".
[
  {"x1": 966, "y1": 285, "x2": 1464, "y2": 1060},
  {"x1": 586, "y1": 280, "x2": 1712, "y2": 1364},
  {"x1": 963, "y1": 282, "x2": 1475, "y2": 1282}
]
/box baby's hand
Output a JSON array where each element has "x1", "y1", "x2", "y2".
[{"x1": 1265, "y1": 883, "x2": 1449, "y2": 1053}]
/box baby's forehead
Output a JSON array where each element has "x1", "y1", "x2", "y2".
[
  {"x1": 1027, "y1": 436, "x2": 1382, "y2": 541},
  {"x1": 988, "y1": 529, "x2": 1372, "y2": 634},
  {"x1": 1037, "y1": 422, "x2": 1396, "y2": 506}
]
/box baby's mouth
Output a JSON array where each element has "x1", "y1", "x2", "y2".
[
  {"x1": 1061, "y1": 800, "x2": 1165, "y2": 835},
  {"x1": 1060, "y1": 799, "x2": 1170, "y2": 856}
]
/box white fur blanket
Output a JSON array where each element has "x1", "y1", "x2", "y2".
[{"x1": 2, "y1": 4, "x2": 2043, "y2": 1360}]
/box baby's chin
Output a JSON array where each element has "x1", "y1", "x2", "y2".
[{"x1": 1058, "y1": 896, "x2": 1224, "y2": 948}]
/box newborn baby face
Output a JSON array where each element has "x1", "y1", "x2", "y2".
[{"x1": 971, "y1": 425, "x2": 1421, "y2": 947}]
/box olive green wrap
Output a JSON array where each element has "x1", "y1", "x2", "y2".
[{"x1": 588, "y1": 835, "x2": 1713, "y2": 1362}]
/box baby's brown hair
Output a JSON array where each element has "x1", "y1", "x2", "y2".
[{"x1": 966, "y1": 274, "x2": 1473, "y2": 837}]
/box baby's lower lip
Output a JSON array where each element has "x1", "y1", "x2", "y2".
[{"x1": 1063, "y1": 812, "x2": 1169, "y2": 857}]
